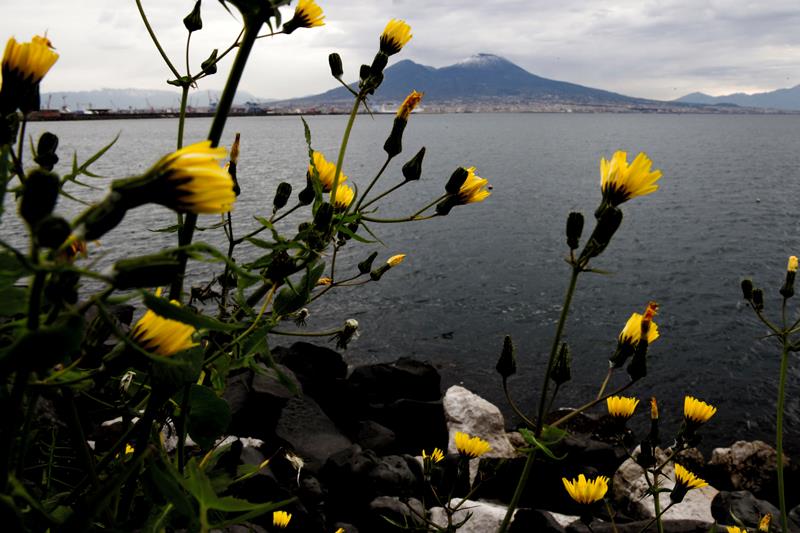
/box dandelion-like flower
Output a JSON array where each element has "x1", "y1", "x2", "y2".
[
  {"x1": 272, "y1": 510, "x2": 292, "y2": 528},
  {"x1": 788, "y1": 256, "x2": 798, "y2": 272},
  {"x1": 422, "y1": 447, "x2": 444, "y2": 463},
  {"x1": 397, "y1": 90, "x2": 423, "y2": 120},
  {"x1": 387, "y1": 254, "x2": 406, "y2": 267},
  {"x1": 454, "y1": 167, "x2": 491, "y2": 205},
  {"x1": 726, "y1": 527, "x2": 747, "y2": 533},
  {"x1": 454, "y1": 432, "x2": 491, "y2": 458},
  {"x1": 1, "y1": 35, "x2": 59, "y2": 113},
  {"x1": 131, "y1": 290, "x2": 197, "y2": 356},
  {"x1": 330, "y1": 182, "x2": 354, "y2": 210},
  {"x1": 606, "y1": 396, "x2": 639, "y2": 419},
  {"x1": 138, "y1": 141, "x2": 236, "y2": 214},
  {"x1": 684, "y1": 396, "x2": 717, "y2": 425},
  {"x1": 758, "y1": 514, "x2": 771, "y2": 532},
  {"x1": 600, "y1": 151, "x2": 662, "y2": 207},
  {"x1": 283, "y1": 0, "x2": 325, "y2": 33},
  {"x1": 309, "y1": 151, "x2": 347, "y2": 192},
  {"x1": 562, "y1": 474, "x2": 609, "y2": 505},
  {"x1": 670, "y1": 463, "x2": 708, "y2": 503},
  {"x1": 379, "y1": 19, "x2": 412, "y2": 55},
  {"x1": 618, "y1": 311, "x2": 660, "y2": 346}
]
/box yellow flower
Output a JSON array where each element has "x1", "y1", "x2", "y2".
[
  {"x1": 454, "y1": 167, "x2": 491, "y2": 205},
  {"x1": 684, "y1": 396, "x2": 717, "y2": 425},
  {"x1": 397, "y1": 90, "x2": 423, "y2": 120},
  {"x1": 330, "y1": 182, "x2": 354, "y2": 210},
  {"x1": 758, "y1": 514, "x2": 771, "y2": 532},
  {"x1": 380, "y1": 19, "x2": 412, "y2": 55},
  {"x1": 125, "y1": 443, "x2": 135, "y2": 455},
  {"x1": 562, "y1": 474, "x2": 609, "y2": 505},
  {"x1": 131, "y1": 290, "x2": 197, "y2": 356},
  {"x1": 309, "y1": 151, "x2": 347, "y2": 192},
  {"x1": 284, "y1": 0, "x2": 325, "y2": 32},
  {"x1": 272, "y1": 510, "x2": 292, "y2": 528},
  {"x1": 673, "y1": 463, "x2": 708, "y2": 491},
  {"x1": 334, "y1": 529, "x2": 345, "y2": 533},
  {"x1": 422, "y1": 447, "x2": 444, "y2": 463},
  {"x1": 618, "y1": 311, "x2": 660, "y2": 346},
  {"x1": 454, "y1": 432, "x2": 491, "y2": 458},
  {"x1": 600, "y1": 151, "x2": 662, "y2": 206},
  {"x1": 317, "y1": 276, "x2": 333, "y2": 286},
  {"x1": 606, "y1": 396, "x2": 639, "y2": 419},
  {"x1": 147, "y1": 141, "x2": 236, "y2": 214},
  {"x1": 1, "y1": 35, "x2": 59, "y2": 114},
  {"x1": 788, "y1": 256, "x2": 798, "y2": 273},
  {"x1": 726, "y1": 527, "x2": 747, "y2": 533},
  {"x1": 650, "y1": 397, "x2": 659, "y2": 420},
  {"x1": 387, "y1": 254, "x2": 406, "y2": 267}
]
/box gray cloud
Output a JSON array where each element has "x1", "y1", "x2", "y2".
[{"x1": 1, "y1": 0, "x2": 798, "y2": 100}]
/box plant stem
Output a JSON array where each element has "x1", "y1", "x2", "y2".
[
  {"x1": 650, "y1": 471, "x2": 665, "y2": 533},
  {"x1": 354, "y1": 156, "x2": 391, "y2": 212},
  {"x1": 330, "y1": 96, "x2": 362, "y2": 203},
  {"x1": 550, "y1": 380, "x2": 635, "y2": 429},
  {"x1": 170, "y1": 21, "x2": 261, "y2": 301},
  {"x1": 359, "y1": 180, "x2": 407, "y2": 211},
  {"x1": 177, "y1": 84, "x2": 190, "y2": 150},
  {"x1": 498, "y1": 449, "x2": 536, "y2": 532},
  {"x1": 776, "y1": 338, "x2": 790, "y2": 533},
  {"x1": 135, "y1": 0, "x2": 181, "y2": 79}
]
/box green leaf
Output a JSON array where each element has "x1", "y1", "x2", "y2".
[
  {"x1": 141, "y1": 290, "x2": 245, "y2": 332},
  {"x1": 518, "y1": 428, "x2": 567, "y2": 461},
  {"x1": 61, "y1": 133, "x2": 119, "y2": 184},
  {"x1": 0, "y1": 252, "x2": 29, "y2": 289},
  {"x1": 151, "y1": 346, "x2": 203, "y2": 388},
  {"x1": 187, "y1": 384, "x2": 231, "y2": 450},
  {"x1": 148, "y1": 224, "x2": 181, "y2": 234},
  {"x1": 272, "y1": 262, "x2": 324, "y2": 317},
  {"x1": 147, "y1": 460, "x2": 197, "y2": 523}
]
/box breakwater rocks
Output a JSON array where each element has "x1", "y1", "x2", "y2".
[{"x1": 211, "y1": 343, "x2": 800, "y2": 532}]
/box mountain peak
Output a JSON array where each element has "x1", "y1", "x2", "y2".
[{"x1": 454, "y1": 53, "x2": 508, "y2": 67}]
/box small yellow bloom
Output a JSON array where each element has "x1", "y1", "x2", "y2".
[
  {"x1": 2, "y1": 35, "x2": 59, "y2": 85},
  {"x1": 330, "y1": 182, "x2": 354, "y2": 210},
  {"x1": 562, "y1": 474, "x2": 609, "y2": 505},
  {"x1": 131, "y1": 290, "x2": 198, "y2": 356},
  {"x1": 146, "y1": 141, "x2": 236, "y2": 214},
  {"x1": 334, "y1": 529, "x2": 345, "y2": 533},
  {"x1": 673, "y1": 463, "x2": 708, "y2": 491},
  {"x1": 606, "y1": 396, "x2": 639, "y2": 419},
  {"x1": 684, "y1": 396, "x2": 717, "y2": 424},
  {"x1": 273, "y1": 510, "x2": 292, "y2": 528},
  {"x1": 788, "y1": 256, "x2": 798, "y2": 273},
  {"x1": 618, "y1": 311, "x2": 659, "y2": 346},
  {"x1": 317, "y1": 276, "x2": 333, "y2": 286},
  {"x1": 125, "y1": 443, "x2": 135, "y2": 455},
  {"x1": 726, "y1": 527, "x2": 747, "y2": 533},
  {"x1": 380, "y1": 19, "x2": 412, "y2": 55},
  {"x1": 387, "y1": 254, "x2": 406, "y2": 267},
  {"x1": 422, "y1": 447, "x2": 444, "y2": 463},
  {"x1": 286, "y1": 0, "x2": 325, "y2": 30},
  {"x1": 454, "y1": 432, "x2": 491, "y2": 458},
  {"x1": 454, "y1": 167, "x2": 491, "y2": 205},
  {"x1": 650, "y1": 397, "x2": 659, "y2": 420},
  {"x1": 758, "y1": 514, "x2": 771, "y2": 532},
  {"x1": 397, "y1": 90, "x2": 423, "y2": 120},
  {"x1": 600, "y1": 151, "x2": 662, "y2": 206},
  {"x1": 309, "y1": 151, "x2": 347, "y2": 192}
]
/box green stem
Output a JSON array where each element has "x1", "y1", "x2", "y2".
[
  {"x1": 354, "y1": 156, "x2": 391, "y2": 212},
  {"x1": 177, "y1": 84, "x2": 190, "y2": 150},
  {"x1": 359, "y1": 180, "x2": 408, "y2": 211},
  {"x1": 498, "y1": 449, "x2": 537, "y2": 532},
  {"x1": 361, "y1": 214, "x2": 437, "y2": 224},
  {"x1": 550, "y1": 380, "x2": 635, "y2": 429},
  {"x1": 330, "y1": 96, "x2": 362, "y2": 203},
  {"x1": 176, "y1": 384, "x2": 192, "y2": 473},
  {"x1": 135, "y1": 0, "x2": 181, "y2": 79},
  {"x1": 170, "y1": 21, "x2": 261, "y2": 301},
  {"x1": 651, "y1": 470, "x2": 665, "y2": 533},
  {"x1": 536, "y1": 266, "x2": 580, "y2": 435},
  {"x1": 501, "y1": 377, "x2": 536, "y2": 428},
  {"x1": 776, "y1": 338, "x2": 790, "y2": 533},
  {"x1": 16, "y1": 118, "x2": 27, "y2": 166}
]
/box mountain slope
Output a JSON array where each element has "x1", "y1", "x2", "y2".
[
  {"x1": 675, "y1": 86, "x2": 800, "y2": 110},
  {"x1": 40, "y1": 88, "x2": 267, "y2": 111}
]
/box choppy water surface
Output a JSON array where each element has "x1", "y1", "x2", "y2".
[{"x1": 6, "y1": 113, "x2": 800, "y2": 453}]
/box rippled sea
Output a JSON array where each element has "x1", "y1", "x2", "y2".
[{"x1": 5, "y1": 113, "x2": 800, "y2": 454}]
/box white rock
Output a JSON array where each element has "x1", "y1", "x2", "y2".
[
  {"x1": 443, "y1": 385, "x2": 517, "y2": 458},
  {"x1": 429, "y1": 499, "x2": 514, "y2": 532}
]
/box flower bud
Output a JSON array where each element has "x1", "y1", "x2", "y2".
[
  {"x1": 741, "y1": 278, "x2": 754, "y2": 300},
  {"x1": 647, "y1": 396, "x2": 660, "y2": 444},
  {"x1": 578, "y1": 205, "x2": 623, "y2": 262},
  {"x1": 112, "y1": 253, "x2": 181, "y2": 289},
  {"x1": 183, "y1": 0, "x2": 203, "y2": 32},
  {"x1": 34, "y1": 131, "x2": 59, "y2": 170},
  {"x1": 313, "y1": 202, "x2": 334, "y2": 230},
  {"x1": 273, "y1": 182, "x2": 292, "y2": 211},
  {"x1": 201, "y1": 49, "x2": 218, "y2": 76},
  {"x1": 359, "y1": 64, "x2": 371, "y2": 82},
  {"x1": 333, "y1": 318, "x2": 359, "y2": 350},
  {"x1": 370, "y1": 52, "x2": 389, "y2": 75},
  {"x1": 75, "y1": 192, "x2": 128, "y2": 240},
  {"x1": 566, "y1": 212, "x2": 584, "y2": 250},
  {"x1": 0, "y1": 112, "x2": 20, "y2": 147},
  {"x1": 402, "y1": 147, "x2": 425, "y2": 182},
  {"x1": 298, "y1": 173, "x2": 315, "y2": 205},
  {"x1": 328, "y1": 53, "x2": 343, "y2": 79},
  {"x1": 358, "y1": 251, "x2": 378, "y2": 274},
  {"x1": 496, "y1": 335, "x2": 517, "y2": 379},
  {"x1": 445, "y1": 167, "x2": 469, "y2": 195},
  {"x1": 780, "y1": 256, "x2": 797, "y2": 299},
  {"x1": 752, "y1": 288, "x2": 764, "y2": 311},
  {"x1": 435, "y1": 197, "x2": 456, "y2": 216},
  {"x1": 551, "y1": 342, "x2": 572, "y2": 385},
  {"x1": 383, "y1": 118, "x2": 406, "y2": 159},
  {"x1": 35, "y1": 215, "x2": 71, "y2": 249},
  {"x1": 626, "y1": 336, "x2": 648, "y2": 381},
  {"x1": 20, "y1": 168, "x2": 60, "y2": 226}
]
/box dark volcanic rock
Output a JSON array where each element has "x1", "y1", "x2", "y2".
[
  {"x1": 710, "y1": 490, "x2": 787, "y2": 530},
  {"x1": 366, "y1": 454, "x2": 420, "y2": 497},
  {"x1": 224, "y1": 364, "x2": 301, "y2": 440},
  {"x1": 354, "y1": 420, "x2": 396, "y2": 454},
  {"x1": 348, "y1": 357, "x2": 441, "y2": 404},
  {"x1": 366, "y1": 496, "x2": 425, "y2": 533}
]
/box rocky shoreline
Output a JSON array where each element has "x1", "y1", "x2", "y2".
[{"x1": 104, "y1": 342, "x2": 800, "y2": 532}]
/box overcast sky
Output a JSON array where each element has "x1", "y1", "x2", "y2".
[{"x1": 2, "y1": 0, "x2": 800, "y2": 101}]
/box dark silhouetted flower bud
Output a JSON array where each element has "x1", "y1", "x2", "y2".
[
  {"x1": 112, "y1": 253, "x2": 181, "y2": 289},
  {"x1": 383, "y1": 118, "x2": 406, "y2": 159},
  {"x1": 579, "y1": 205, "x2": 623, "y2": 261},
  {"x1": 780, "y1": 256, "x2": 797, "y2": 299},
  {"x1": 741, "y1": 278, "x2": 754, "y2": 300},
  {"x1": 435, "y1": 197, "x2": 456, "y2": 216},
  {"x1": 201, "y1": 49, "x2": 218, "y2": 76},
  {"x1": 35, "y1": 215, "x2": 71, "y2": 249},
  {"x1": 328, "y1": 53, "x2": 343, "y2": 79},
  {"x1": 20, "y1": 168, "x2": 59, "y2": 226},
  {"x1": 371, "y1": 52, "x2": 389, "y2": 75},
  {"x1": 313, "y1": 202, "x2": 333, "y2": 230},
  {"x1": 358, "y1": 251, "x2": 379, "y2": 274},
  {"x1": 273, "y1": 181, "x2": 292, "y2": 211},
  {"x1": 566, "y1": 212, "x2": 584, "y2": 250},
  {"x1": 75, "y1": 192, "x2": 128, "y2": 240},
  {"x1": 551, "y1": 342, "x2": 572, "y2": 385},
  {"x1": 626, "y1": 336, "x2": 648, "y2": 381},
  {"x1": 298, "y1": 173, "x2": 315, "y2": 205},
  {"x1": 402, "y1": 147, "x2": 425, "y2": 181},
  {"x1": 752, "y1": 288, "x2": 764, "y2": 311},
  {"x1": 183, "y1": 0, "x2": 203, "y2": 32},
  {"x1": 359, "y1": 64, "x2": 371, "y2": 81},
  {"x1": 34, "y1": 131, "x2": 59, "y2": 170},
  {"x1": 496, "y1": 335, "x2": 517, "y2": 379},
  {"x1": 445, "y1": 167, "x2": 469, "y2": 195}
]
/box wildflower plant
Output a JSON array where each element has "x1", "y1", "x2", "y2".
[{"x1": 0, "y1": 3, "x2": 490, "y2": 531}]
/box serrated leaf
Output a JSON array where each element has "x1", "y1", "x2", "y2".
[
  {"x1": 61, "y1": 133, "x2": 119, "y2": 183},
  {"x1": 518, "y1": 428, "x2": 567, "y2": 460}
]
